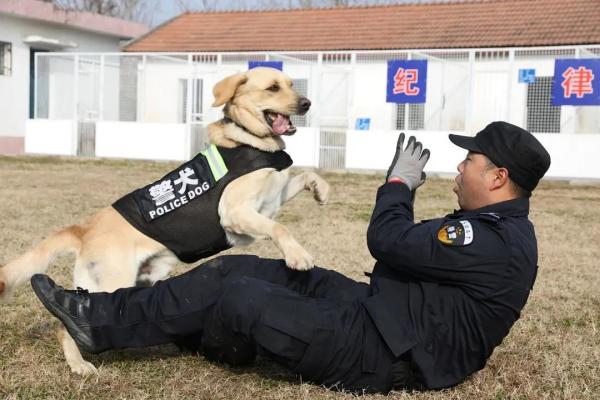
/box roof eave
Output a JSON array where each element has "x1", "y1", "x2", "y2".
[{"x1": 0, "y1": 0, "x2": 148, "y2": 39}]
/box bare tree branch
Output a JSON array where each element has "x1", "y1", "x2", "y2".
[
  {"x1": 45, "y1": 0, "x2": 158, "y2": 24},
  {"x1": 297, "y1": 0, "x2": 316, "y2": 8},
  {"x1": 174, "y1": 0, "x2": 220, "y2": 12}
]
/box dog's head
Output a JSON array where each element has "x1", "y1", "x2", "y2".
[{"x1": 212, "y1": 67, "x2": 311, "y2": 137}]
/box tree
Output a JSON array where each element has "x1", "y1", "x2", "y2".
[
  {"x1": 171, "y1": 0, "x2": 428, "y2": 13},
  {"x1": 42, "y1": 0, "x2": 160, "y2": 24},
  {"x1": 173, "y1": 0, "x2": 220, "y2": 12}
]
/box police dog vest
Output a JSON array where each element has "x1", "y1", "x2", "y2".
[{"x1": 113, "y1": 145, "x2": 293, "y2": 263}]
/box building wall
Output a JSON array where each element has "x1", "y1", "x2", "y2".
[
  {"x1": 0, "y1": 13, "x2": 128, "y2": 152},
  {"x1": 133, "y1": 57, "x2": 598, "y2": 135}
]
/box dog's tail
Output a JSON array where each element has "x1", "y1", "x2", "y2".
[{"x1": 0, "y1": 225, "x2": 84, "y2": 302}]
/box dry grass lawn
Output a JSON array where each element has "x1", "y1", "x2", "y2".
[{"x1": 0, "y1": 155, "x2": 598, "y2": 399}]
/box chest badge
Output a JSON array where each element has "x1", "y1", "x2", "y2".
[{"x1": 437, "y1": 220, "x2": 474, "y2": 246}]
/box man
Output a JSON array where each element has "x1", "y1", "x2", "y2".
[{"x1": 30, "y1": 121, "x2": 550, "y2": 393}]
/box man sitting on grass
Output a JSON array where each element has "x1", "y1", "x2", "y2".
[{"x1": 31, "y1": 121, "x2": 550, "y2": 393}]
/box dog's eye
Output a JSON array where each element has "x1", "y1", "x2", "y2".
[{"x1": 267, "y1": 83, "x2": 279, "y2": 92}]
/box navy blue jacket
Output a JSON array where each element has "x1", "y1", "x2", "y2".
[{"x1": 364, "y1": 182, "x2": 537, "y2": 389}]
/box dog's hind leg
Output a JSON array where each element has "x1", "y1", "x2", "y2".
[
  {"x1": 60, "y1": 250, "x2": 140, "y2": 375},
  {"x1": 135, "y1": 250, "x2": 178, "y2": 286},
  {"x1": 58, "y1": 257, "x2": 104, "y2": 375},
  {"x1": 58, "y1": 328, "x2": 98, "y2": 375}
]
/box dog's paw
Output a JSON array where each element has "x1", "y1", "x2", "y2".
[
  {"x1": 308, "y1": 175, "x2": 330, "y2": 206},
  {"x1": 70, "y1": 359, "x2": 98, "y2": 375},
  {"x1": 283, "y1": 243, "x2": 314, "y2": 271}
]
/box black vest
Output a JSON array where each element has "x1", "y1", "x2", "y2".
[{"x1": 113, "y1": 145, "x2": 293, "y2": 263}]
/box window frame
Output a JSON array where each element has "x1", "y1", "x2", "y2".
[{"x1": 0, "y1": 41, "x2": 12, "y2": 76}]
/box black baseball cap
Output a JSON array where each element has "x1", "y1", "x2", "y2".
[{"x1": 449, "y1": 121, "x2": 551, "y2": 192}]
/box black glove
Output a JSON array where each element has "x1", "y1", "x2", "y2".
[{"x1": 386, "y1": 133, "x2": 431, "y2": 190}]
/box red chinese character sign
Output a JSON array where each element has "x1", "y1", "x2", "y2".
[
  {"x1": 552, "y1": 59, "x2": 600, "y2": 106},
  {"x1": 387, "y1": 60, "x2": 427, "y2": 103}
]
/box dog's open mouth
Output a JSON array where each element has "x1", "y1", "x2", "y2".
[{"x1": 264, "y1": 111, "x2": 296, "y2": 136}]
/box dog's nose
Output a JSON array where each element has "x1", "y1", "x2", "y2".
[{"x1": 298, "y1": 97, "x2": 311, "y2": 113}]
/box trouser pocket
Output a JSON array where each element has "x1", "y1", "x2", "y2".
[
  {"x1": 257, "y1": 296, "x2": 338, "y2": 382},
  {"x1": 356, "y1": 312, "x2": 396, "y2": 393}
]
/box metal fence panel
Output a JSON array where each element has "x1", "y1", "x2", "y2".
[
  {"x1": 77, "y1": 121, "x2": 95, "y2": 157},
  {"x1": 319, "y1": 129, "x2": 346, "y2": 169},
  {"x1": 76, "y1": 55, "x2": 101, "y2": 121},
  {"x1": 36, "y1": 54, "x2": 75, "y2": 119},
  {"x1": 34, "y1": 46, "x2": 600, "y2": 165}
]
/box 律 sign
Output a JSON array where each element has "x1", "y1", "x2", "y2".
[{"x1": 552, "y1": 59, "x2": 600, "y2": 106}]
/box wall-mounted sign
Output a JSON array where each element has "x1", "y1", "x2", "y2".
[
  {"x1": 386, "y1": 60, "x2": 427, "y2": 104},
  {"x1": 518, "y1": 68, "x2": 536, "y2": 84},
  {"x1": 355, "y1": 118, "x2": 371, "y2": 130},
  {"x1": 248, "y1": 61, "x2": 283, "y2": 71},
  {"x1": 552, "y1": 59, "x2": 600, "y2": 106}
]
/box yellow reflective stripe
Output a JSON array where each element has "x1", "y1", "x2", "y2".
[
  {"x1": 201, "y1": 144, "x2": 228, "y2": 180},
  {"x1": 211, "y1": 145, "x2": 228, "y2": 177}
]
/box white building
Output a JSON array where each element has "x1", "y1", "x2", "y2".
[
  {"x1": 0, "y1": 0, "x2": 147, "y2": 155},
  {"x1": 26, "y1": 0, "x2": 600, "y2": 180}
]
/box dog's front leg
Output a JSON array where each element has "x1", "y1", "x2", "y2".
[
  {"x1": 282, "y1": 172, "x2": 330, "y2": 205},
  {"x1": 224, "y1": 207, "x2": 314, "y2": 271}
]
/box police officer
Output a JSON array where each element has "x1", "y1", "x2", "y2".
[{"x1": 30, "y1": 121, "x2": 550, "y2": 393}]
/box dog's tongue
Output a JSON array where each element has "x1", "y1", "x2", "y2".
[{"x1": 272, "y1": 114, "x2": 290, "y2": 135}]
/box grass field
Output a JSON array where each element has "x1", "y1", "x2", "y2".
[{"x1": 0, "y1": 155, "x2": 598, "y2": 400}]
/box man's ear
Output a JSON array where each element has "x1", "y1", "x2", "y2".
[
  {"x1": 491, "y1": 167, "x2": 510, "y2": 190},
  {"x1": 212, "y1": 73, "x2": 248, "y2": 107}
]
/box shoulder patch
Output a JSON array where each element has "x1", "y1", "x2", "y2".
[{"x1": 437, "y1": 220, "x2": 474, "y2": 246}]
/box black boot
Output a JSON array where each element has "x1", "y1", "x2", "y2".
[{"x1": 30, "y1": 274, "x2": 103, "y2": 354}]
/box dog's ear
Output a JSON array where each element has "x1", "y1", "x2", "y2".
[{"x1": 212, "y1": 73, "x2": 248, "y2": 107}]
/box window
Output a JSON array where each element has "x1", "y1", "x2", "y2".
[
  {"x1": 0, "y1": 42, "x2": 12, "y2": 76},
  {"x1": 475, "y1": 50, "x2": 509, "y2": 61},
  {"x1": 322, "y1": 53, "x2": 351, "y2": 64},
  {"x1": 527, "y1": 76, "x2": 561, "y2": 133},
  {"x1": 291, "y1": 78, "x2": 308, "y2": 127},
  {"x1": 395, "y1": 103, "x2": 425, "y2": 130}
]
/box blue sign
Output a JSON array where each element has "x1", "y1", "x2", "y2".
[
  {"x1": 518, "y1": 68, "x2": 536, "y2": 84},
  {"x1": 552, "y1": 59, "x2": 600, "y2": 106},
  {"x1": 386, "y1": 60, "x2": 427, "y2": 104},
  {"x1": 248, "y1": 61, "x2": 283, "y2": 71},
  {"x1": 355, "y1": 118, "x2": 371, "y2": 130}
]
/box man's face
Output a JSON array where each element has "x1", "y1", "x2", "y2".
[{"x1": 454, "y1": 152, "x2": 495, "y2": 210}]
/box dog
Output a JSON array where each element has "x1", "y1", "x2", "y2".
[{"x1": 0, "y1": 67, "x2": 330, "y2": 375}]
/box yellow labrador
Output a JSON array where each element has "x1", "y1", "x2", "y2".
[{"x1": 0, "y1": 67, "x2": 330, "y2": 375}]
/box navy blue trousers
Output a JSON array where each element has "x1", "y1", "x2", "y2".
[{"x1": 83, "y1": 255, "x2": 395, "y2": 393}]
